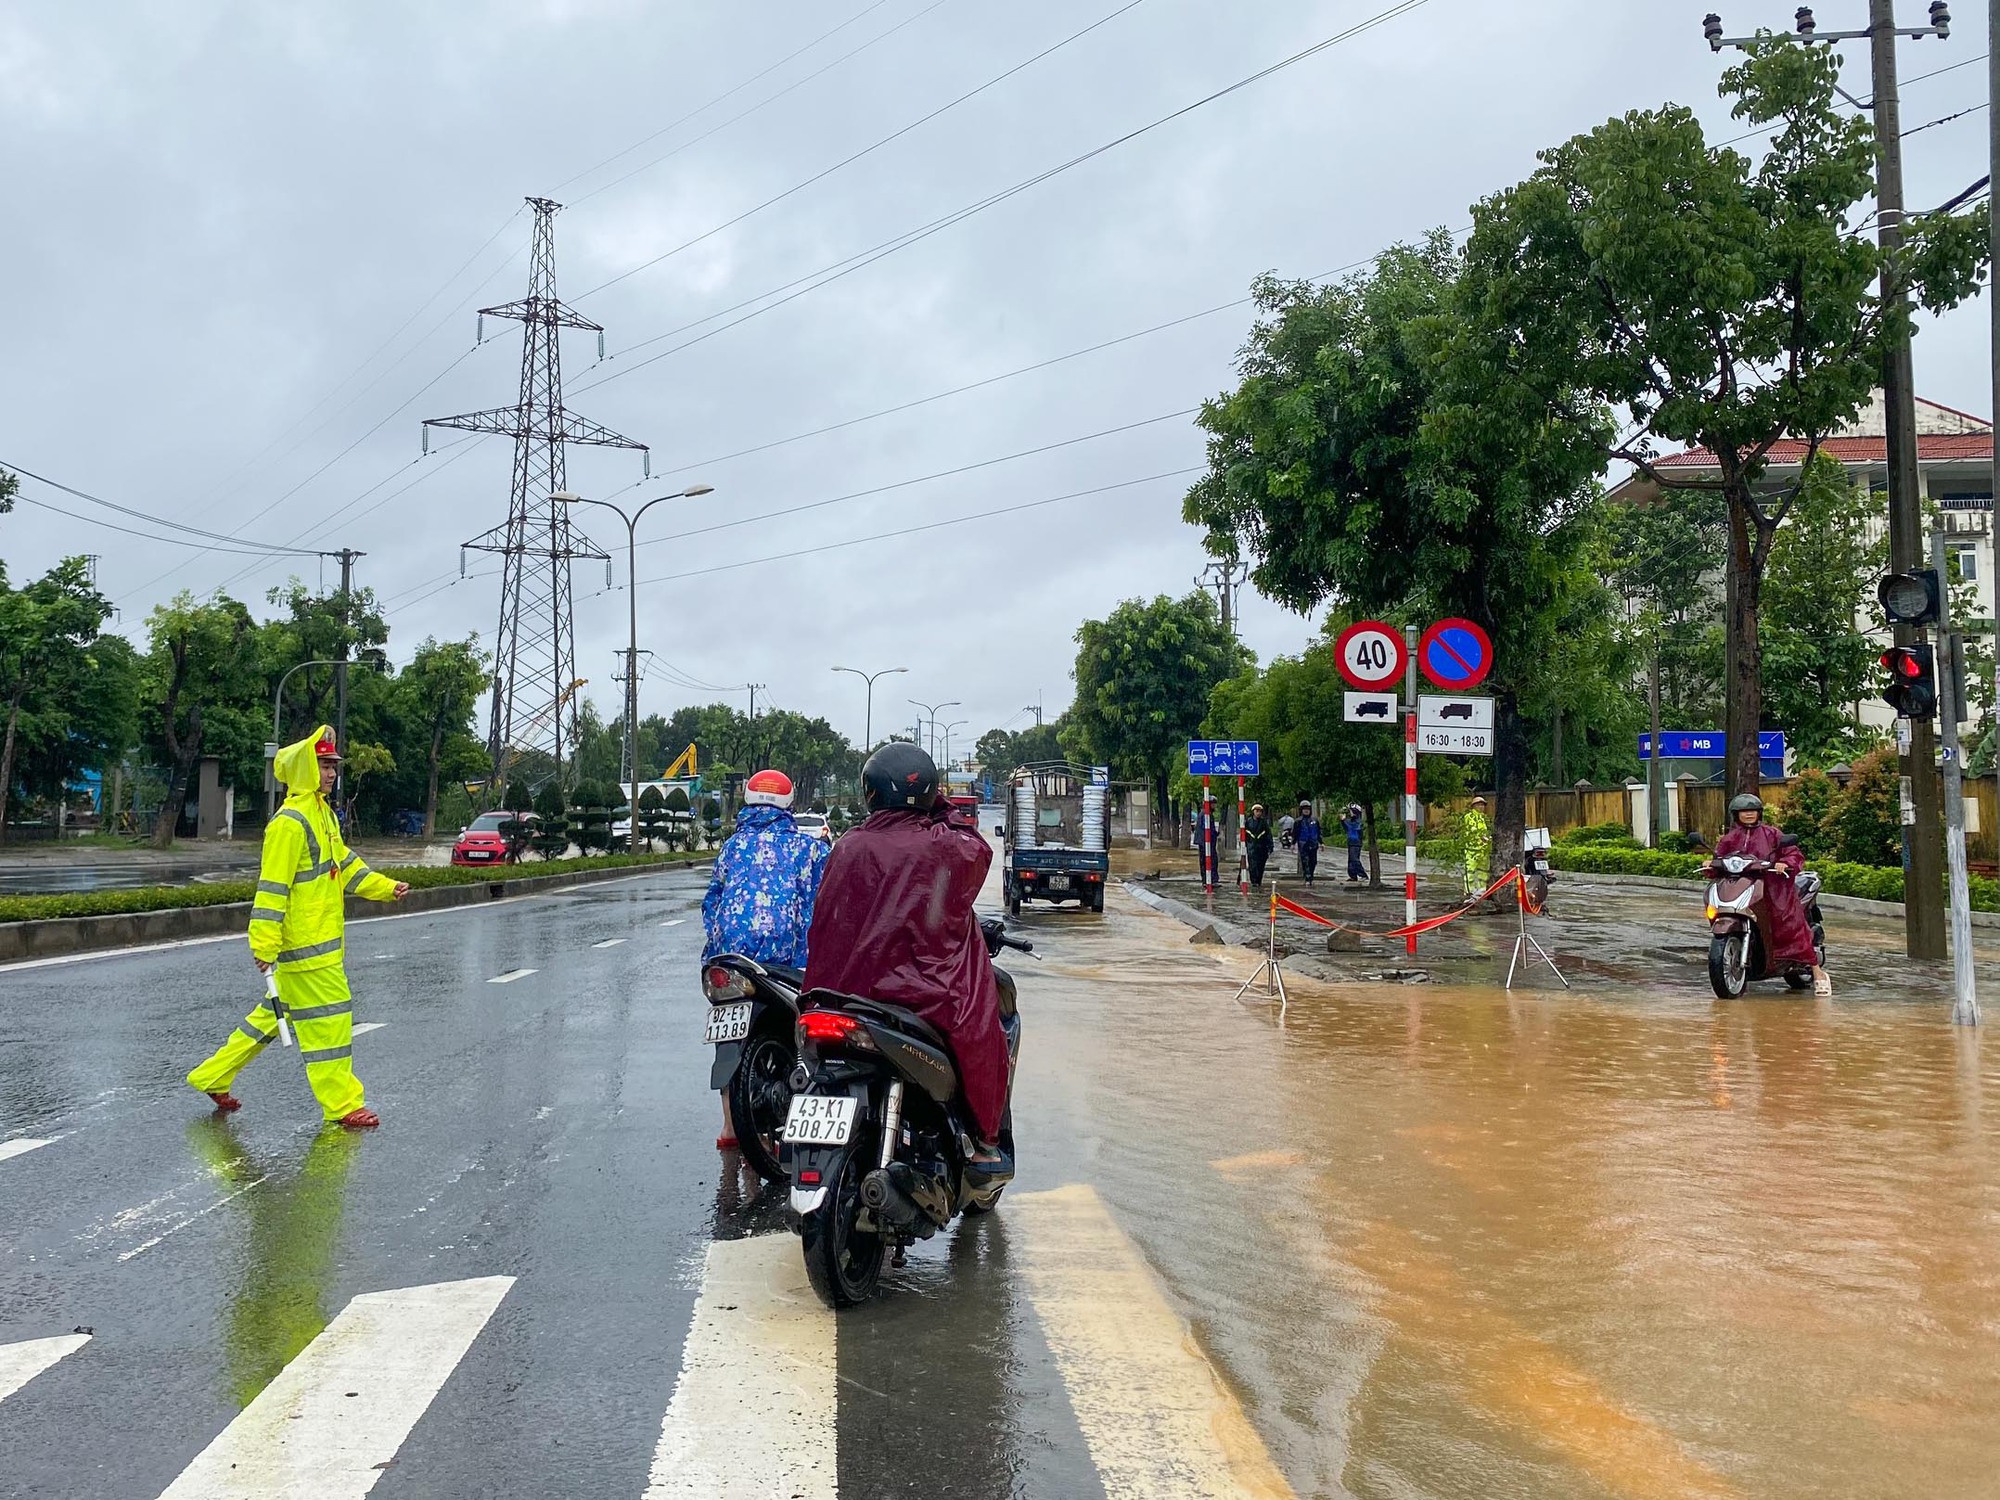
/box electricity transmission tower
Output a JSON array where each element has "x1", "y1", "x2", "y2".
[{"x1": 424, "y1": 196, "x2": 648, "y2": 784}]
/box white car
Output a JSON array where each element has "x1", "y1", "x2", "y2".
[{"x1": 792, "y1": 812, "x2": 834, "y2": 844}]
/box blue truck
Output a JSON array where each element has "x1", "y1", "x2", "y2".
[{"x1": 1001, "y1": 763, "x2": 1110, "y2": 915}]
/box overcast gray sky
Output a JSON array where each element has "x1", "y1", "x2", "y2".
[{"x1": 4, "y1": 0, "x2": 1994, "y2": 752}]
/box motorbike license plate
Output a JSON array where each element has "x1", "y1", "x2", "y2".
[
  {"x1": 703, "y1": 1002, "x2": 752, "y2": 1044},
  {"x1": 1046, "y1": 875, "x2": 1070, "y2": 891},
  {"x1": 783, "y1": 1093, "x2": 858, "y2": 1146}
]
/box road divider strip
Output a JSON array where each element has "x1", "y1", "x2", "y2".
[
  {"x1": 645, "y1": 1234, "x2": 837, "y2": 1499},
  {"x1": 157, "y1": 1275, "x2": 514, "y2": 1500},
  {"x1": 0, "y1": 1333, "x2": 90, "y2": 1405},
  {"x1": 593, "y1": 938, "x2": 628, "y2": 948},
  {"x1": 1012, "y1": 1184, "x2": 1297, "y2": 1499}
]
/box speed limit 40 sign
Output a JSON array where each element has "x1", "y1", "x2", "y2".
[{"x1": 1334, "y1": 621, "x2": 1406, "y2": 690}]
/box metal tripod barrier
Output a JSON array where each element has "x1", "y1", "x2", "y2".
[
  {"x1": 1231, "y1": 893, "x2": 1289, "y2": 1019},
  {"x1": 1503, "y1": 868, "x2": 1567, "y2": 991}
]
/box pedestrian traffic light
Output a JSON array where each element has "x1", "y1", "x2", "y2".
[
  {"x1": 1877, "y1": 567, "x2": 1942, "y2": 625},
  {"x1": 1880, "y1": 644, "x2": 1937, "y2": 719}
]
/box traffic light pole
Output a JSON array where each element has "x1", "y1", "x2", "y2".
[
  {"x1": 1870, "y1": 0, "x2": 1946, "y2": 960},
  {"x1": 1931, "y1": 526, "x2": 1979, "y2": 1023}
]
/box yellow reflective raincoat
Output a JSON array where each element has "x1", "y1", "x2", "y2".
[{"x1": 187, "y1": 726, "x2": 399, "y2": 1120}]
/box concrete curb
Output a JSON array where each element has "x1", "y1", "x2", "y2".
[
  {"x1": 1120, "y1": 881, "x2": 1259, "y2": 948},
  {"x1": 0, "y1": 858, "x2": 712, "y2": 964}
]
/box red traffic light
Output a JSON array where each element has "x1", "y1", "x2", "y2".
[
  {"x1": 1881, "y1": 648, "x2": 1923, "y2": 679},
  {"x1": 1879, "y1": 644, "x2": 1937, "y2": 719}
]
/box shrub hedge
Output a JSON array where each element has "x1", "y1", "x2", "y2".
[
  {"x1": 0, "y1": 851, "x2": 708, "y2": 925},
  {"x1": 1546, "y1": 843, "x2": 2000, "y2": 912}
]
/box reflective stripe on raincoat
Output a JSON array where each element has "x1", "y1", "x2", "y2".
[{"x1": 248, "y1": 724, "x2": 397, "y2": 973}]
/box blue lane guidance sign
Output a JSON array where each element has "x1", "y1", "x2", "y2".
[{"x1": 1187, "y1": 740, "x2": 1260, "y2": 776}]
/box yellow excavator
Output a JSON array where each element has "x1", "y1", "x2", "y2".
[{"x1": 661, "y1": 742, "x2": 698, "y2": 780}]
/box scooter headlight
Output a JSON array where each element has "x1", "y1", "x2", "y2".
[{"x1": 1705, "y1": 904, "x2": 1718, "y2": 922}]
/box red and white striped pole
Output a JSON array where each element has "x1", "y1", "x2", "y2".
[
  {"x1": 1202, "y1": 775, "x2": 1215, "y2": 893},
  {"x1": 1237, "y1": 775, "x2": 1249, "y2": 895},
  {"x1": 1403, "y1": 624, "x2": 1419, "y2": 956}
]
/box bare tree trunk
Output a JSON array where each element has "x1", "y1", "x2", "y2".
[
  {"x1": 1493, "y1": 690, "x2": 1529, "y2": 882},
  {"x1": 1723, "y1": 496, "x2": 1765, "y2": 799},
  {"x1": 0, "y1": 684, "x2": 24, "y2": 846},
  {"x1": 152, "y1": 748, "x2": 199, "y2": 848},
  {"x1": 1365, "y1": 800, "x2": 1382, "y2": 888},
  {"x1": 424, "y1": 722, "x2": 444, "y2": 839}
]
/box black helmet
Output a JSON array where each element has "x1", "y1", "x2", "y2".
[
  {"x1": 862, "y1": 742, "x2": 938, "y2": 811},
  {"x1": 1728, "y1": 793, "x2": 1764, "y2": 817}
]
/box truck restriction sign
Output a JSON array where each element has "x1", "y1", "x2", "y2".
[
  {"x1": 1335, "y1": 621, "x2": 1406, "y2": 690},
  {"x1": 1417, "y1": 695, "x2": 1494, "y2": 756}
]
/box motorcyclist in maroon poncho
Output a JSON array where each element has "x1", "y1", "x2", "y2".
[
  {"x1": 803, "y1": 742, "x2": 1014, "y2": 1173},
  {"x1": 1714, "y1": 792, "x2": 1831, "y2": 996}
]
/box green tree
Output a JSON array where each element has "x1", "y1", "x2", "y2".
[
  {"x1": 1184, "y1": 235, "x2": 1612, "y2": 880},
  {"x1": 1065, "y1": 593, "x2": 1240, "y2": 810},
  {"x1": 637, "y1": 784, "x2": 671, "y2": 851},
  {"x1": 0, "y1": 467, "x2": 15, "y2": 516},
  {"x1": 1605, "y1": 487, "x2": 1728, "y2": 730},
  {"x1": 1460, "y1": 36, "x2": 1988, "y2": 795},
  {"x1": 0, "y1": 557, "x2": 118, "y2": 841},
  {"x1": 262, "y1": 578, "x2": 390, "y2": 731},
  {"x1": 1827, "y1": 746, "x2": 1902, "y2": 867},
  {"x1": 570, "y1": 779, "x2": 614, "y2": 855},
  {"x1": 141, "y1": 593, "x2": 265, "y2": 848},
  {"x1": 500, "y1": 778, "x2": 535, "y2": 861},
  {"x1": 397, "y1": 636, "x2": 491, "y2": 837},
  {"x1": 530, "y1": 780, "x2": 570, "y2": 860},
  {"x1": 1774, "y1": 766, "x2": 1839, "y2": 861},
  {"x1": 1759, "y1": 455, "x2": 1884, "y2": 763}
]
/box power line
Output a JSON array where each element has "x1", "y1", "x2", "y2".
[
  {"x1": 569, "y1": 0, "x2": 955, "y2": 207},
  {"x1": 635, "y1": 406, "x2": 1198, "y2": 554},
  {"x1": 7, "y1": 491, "x2": 326, "y2": 560},
  {"x1": 553, "y1": 0, "x2": 906, "y2": 195},
  {"x1": 636, "y1": 467, "x2": 1199, "y2": 585},
  {"x1": 574, "y1": 0, "x2": 1151, "y2": 299},
  {"x1": 573, "y1": 0, "x2": 1437, "y2": 389},
  {"x1": 0, "y1": 458, "x2": 326, "y2": 556},
  {"x1": 1903, "y1": 102, "x2": 1988, "y2": 138}
]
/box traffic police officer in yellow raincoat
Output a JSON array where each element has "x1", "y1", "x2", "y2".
[{"x1": 187, "y1": 726, "x2": 407, "y2": 1127}]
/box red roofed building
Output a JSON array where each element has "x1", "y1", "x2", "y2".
[{"x1": 1608, "y1": 392, "x2": 1994, "y2": 734}]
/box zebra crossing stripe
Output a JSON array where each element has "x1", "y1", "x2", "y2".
[
  {"x1": 155, "y1": 1275, "x2": 514, "y2": 1499},
  {"x1": 0, "y1": 1137, "x2": 53, "y2": 1163},
  {"x1": 644, "y1": 1234, "x2": 837, "y2": 1498},
  {"x1": 1011, "y1": 1185, "x2": 1297, "y2": 1500},
  {"x1": 352, "y1": 1022, "x2": 386, "y2": 1036},
  {"x1": 0, "y1": 1333, "x2": 90, "y2": 1405}
]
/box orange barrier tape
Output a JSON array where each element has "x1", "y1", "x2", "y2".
[
  {"x1": 1379, "y1": 867, "x2": 1524, "y2": 940},
  {"x1": 1273, "y1": 893, "x2": 1341, "y2": 927},
  {"x1": 1266, "y1": 867, "x2": 1540, "y2": 943}
]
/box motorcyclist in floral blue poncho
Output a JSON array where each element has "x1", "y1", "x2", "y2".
[{"x1": 701, "y1": 769, "x2": 829, "y2": 1147}]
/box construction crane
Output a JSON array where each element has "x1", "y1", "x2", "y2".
[{"x1": 495, "y1": 678, "x2": 588, "y2": 790}]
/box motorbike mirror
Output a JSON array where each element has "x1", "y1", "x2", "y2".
[{"x1": 1777, "y1": 832, "x2": 1799, "y2": 849}]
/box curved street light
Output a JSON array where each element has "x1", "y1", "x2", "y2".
[{"x1": 830, "y1": 665, "x2": 908, "y2": 755}]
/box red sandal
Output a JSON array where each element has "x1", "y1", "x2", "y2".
[
  {"x1": 207, "y1": 1093, "x2": 242, "y2": 1113},
  {"x1": 337, "y1": 1108, "x2": 380, "y2": 1129}
]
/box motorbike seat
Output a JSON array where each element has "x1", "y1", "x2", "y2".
[
  {"x1": 800, "y1": 989, "x2": 951, "y2": 1051},
  {"x1": 762, "y1": 962, "x2": 805, "y2": 989}
]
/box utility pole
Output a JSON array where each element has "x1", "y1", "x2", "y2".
[
  {"x1": 333, "y1": 549, "x2": 362, "y2": 754},
  {"x1": 1932, "y1": 524, "x2": 1979, "y2": 1022},
  {"x1": 1647, "y1": 636, "x2": 1664, "y2": 848},
  {"x1": 746, "y1": 683, "x2": 766, "y2": 721},
  {"x1": 1705, "y1": 4, "x2": 1954, "y2": 959},
  {"x1": 1197, "y1": 559, "x2": 1248, "y2": 637},
  {"x1": 1990, "y1": 0, "x2": 1999, "y2": 815}
]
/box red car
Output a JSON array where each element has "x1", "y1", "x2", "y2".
[{"x1": 452, "y1": 810, "x2": 532, "y2": 866}]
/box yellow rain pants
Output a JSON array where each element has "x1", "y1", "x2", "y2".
[{"x1": 187, "y1": 723, "x2": 398, "y2": 1120}]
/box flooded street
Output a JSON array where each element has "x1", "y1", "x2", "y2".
[{"x1": 1017, "y1": 884, "x2": 2000, "y2": 1498}]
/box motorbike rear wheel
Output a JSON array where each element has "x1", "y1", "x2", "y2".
[
  {"x1": 1708, "y1": 932, "x2": 1749, "y2": 999},
  {"x1": 800, "y1": 1139, "x2": 885, "y2": 1308},
  {"x1": 727, "y1": 1031, "x2": 794, "y2": 1185}
]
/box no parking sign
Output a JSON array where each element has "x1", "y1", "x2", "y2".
[{"x1": 1418, "y1": 618, "x2": 1492, "y2": 692}]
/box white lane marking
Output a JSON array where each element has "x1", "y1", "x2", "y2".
[
  {"x1": 644, "y1": 1234, "x2": 836, "y2": 1499},
  {"x1": 592, "y1": 937, "x2": 628, "y2": 949},
  {"x1": 1012, "y1": 1184, "x2": 1296, "y2": 1500},
  {"x1": 659, "y1": 918, "x2": 687, "y2": 927},
  {"x1": 119, "y1": 1174, "x2": 271, "y2": 1262},
  {"x1": 0, "y1": 868, "x2": 699, "y2": 975},
  {"x1": 156, "y1": 1275, "x2": 514, "y2": 1499},
  {"x1": 487, "y1": 968, "x2": 537, "y2": 984},
  {"x1": 352, "y1": 1022, "x2": 386, "y2": 1036},
  {"x1": 0, "y1": 1137, "x2": 54, "y2": 1163},
  {"x1": 0, "y1": 1332, "x2": 90, "y2": 1404}
]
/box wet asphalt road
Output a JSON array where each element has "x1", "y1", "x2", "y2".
[{"x1": 7, "y1": 858, "x2": 2000, "y2": 1498}]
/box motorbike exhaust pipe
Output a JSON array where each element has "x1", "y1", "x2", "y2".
[{"x1": 860, "y1": 1168, "x2": 921, "y2": 1230}]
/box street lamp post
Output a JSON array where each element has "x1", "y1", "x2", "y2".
[
  {"x1": 555, "y1": 485, "x2": 715, "y2": 845},
  {"x1": 830, "y1": 665, "x2": 909, "y2": 757},
  {"x1": 270, "y1": 658, "x2": 341, "y2": 822},
  {"x1": 907, "y1": 698, "x2": 960, "y2": 762},
  {"x1": 941, "y1": 719, "x2": 969, "y2": 770}
]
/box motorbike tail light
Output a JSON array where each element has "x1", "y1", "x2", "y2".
[
  {"x1": 703, "y1": 965, "x2": 753, "y2": 1001},
  {"x1": 798, "y1": 1010, "x2": 873, "y2": 1048},
  {"x1": 797, "y1": 1170, "x2": 821, "y2": 1185}
]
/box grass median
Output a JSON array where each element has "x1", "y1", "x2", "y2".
[{"x1": 0, "y1": 850, "x2": 713, "y2": 925}]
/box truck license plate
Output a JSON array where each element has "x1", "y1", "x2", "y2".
[
  {"x1": 783, "y1": 1093, "x2": 858, "y2": 1146},
  {"x1": 703, "y1": 1002, "x2": 752, "y2": 1044},
  {"x1": 1047, "y1": 875, "x2": 1070, "y2": 891}
]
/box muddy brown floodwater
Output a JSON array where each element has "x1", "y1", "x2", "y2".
[{"x1": 1012, "y1": 881, "x2": 2000, "y2": 1500}]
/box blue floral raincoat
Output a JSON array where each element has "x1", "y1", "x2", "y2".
[{"x1": 701, "y1": 804, "x2": 830, "y2": 967}]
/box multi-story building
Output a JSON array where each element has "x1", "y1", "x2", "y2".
[{"x1": 1606, "y1": 393, "x2": 1994, "y2": 734}]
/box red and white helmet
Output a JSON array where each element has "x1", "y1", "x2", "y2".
[{"x1": 743, "y1": 769, "x2": 795, "y2": 809}]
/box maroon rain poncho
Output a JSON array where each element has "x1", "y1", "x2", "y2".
[
  {"x1": 802, "y1": 805, "x2": 1009, "y2": 1141},
  {"x1": 1714, "y1": 820, "x2": 1819, "y2": 967}
]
